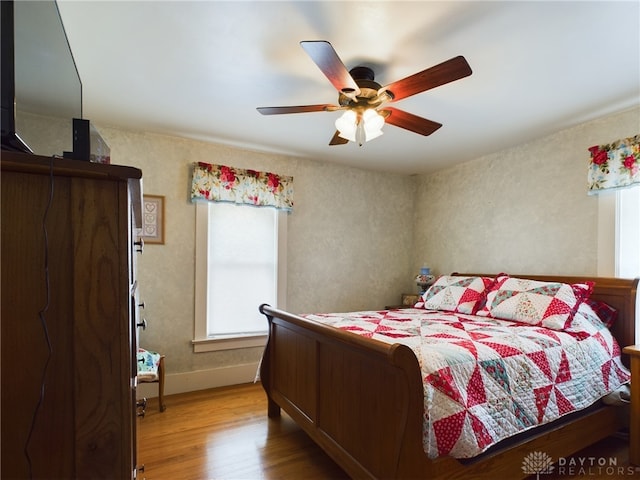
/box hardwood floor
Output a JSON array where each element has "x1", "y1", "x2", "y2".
[
  {"x1": 138, "y1": 383, "x2": 638, "y2": 479},
  {"x1": 137, "y1": 383, "x2": 348, "y2": 479}
]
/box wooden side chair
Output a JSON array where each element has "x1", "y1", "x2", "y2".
[{"x1": 137, "y1": 348, "x2": 166, "y2": 412}]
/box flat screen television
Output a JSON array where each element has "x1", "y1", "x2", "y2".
[{"x1": 1, "y1": 0, "x2": 82, "y2": 155}]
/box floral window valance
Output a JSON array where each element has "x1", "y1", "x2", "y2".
[
  {"x1": 587, "y1": 134, "x2": 640, "y2": 195},
  {"x1": 191, "y1": 162, "x2": 294, "y2": 211}
]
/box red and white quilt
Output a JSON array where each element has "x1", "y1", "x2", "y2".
[{"x1": 304, "y1": 307, "x2": 630, "y2": 459}]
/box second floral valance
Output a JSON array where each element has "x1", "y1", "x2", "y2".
[
  {"x1": 587, "y1": 134, "x2": 640, "y2": 194},
  {"x1": 191, "y1": 162, "x2": 294, "y2": 211}
]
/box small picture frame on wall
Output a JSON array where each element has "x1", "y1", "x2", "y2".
[{"x1": 142, "y1": 194, "x2": 165, "y2": 245}]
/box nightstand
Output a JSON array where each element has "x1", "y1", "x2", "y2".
[
  {"x1": 623, "y1": 345, "x2": 640, "y2": 465},
  {"x1": 386, "y1": 293, "x2": 421, "y2": 310}
]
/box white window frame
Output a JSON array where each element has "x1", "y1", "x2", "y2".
[
  {"x1": 597, "y1": 188, "x2": 640, "y2": 343},
  {"x1": 615, "y1": 187, "x2": 640, "y2": 278},
  {"x1": 597, "y1": 188, "x2": 640, "y2": 277},
  {"x1": 596, "y1": 192, "x2": 617, "y2": 277},
  {"x1": 193, "y1": 202, "x2": 287, "y2": 352}
]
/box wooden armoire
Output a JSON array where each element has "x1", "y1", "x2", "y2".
[{"x1": 1, "y1": 151, "x2": 144, "y2": 479}]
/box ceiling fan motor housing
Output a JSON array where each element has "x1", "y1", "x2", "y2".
[
  {"x1": 339, "y1": 66, "x2": 393, "y2": 109},
  {"x1": 349, "y1": 66, "x2": 375, "y2": 82}
]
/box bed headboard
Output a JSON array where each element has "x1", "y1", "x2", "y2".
[{"x1": 452, "y1": 273, "x2": 639, "y2": 367}]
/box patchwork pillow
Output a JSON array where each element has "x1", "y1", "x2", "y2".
[
  {"x1": 418, "y1": 275, "x2": 495, "y2": 315},
  {"x1": 476, "y1": 275, "x2": 594, "y2": 330}
]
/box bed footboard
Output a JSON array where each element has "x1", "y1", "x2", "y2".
[{"x1": 259, "y1": 304, "x2": 426, "y2": 479}]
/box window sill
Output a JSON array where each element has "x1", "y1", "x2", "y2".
[{"x1": 192, "y1": 333, "x2": 268, "y2": 353}]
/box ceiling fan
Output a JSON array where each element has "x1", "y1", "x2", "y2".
[{"x1": 257, "y1": 41, "x2": 472, "y2": 147}]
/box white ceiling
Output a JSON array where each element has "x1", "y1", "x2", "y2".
[{"x1": 55, "y1": 1, "x2": 640, "y2": 175}]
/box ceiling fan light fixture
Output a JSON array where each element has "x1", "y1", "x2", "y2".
[
  {"x1": 335, "y1": 108, "x2": 385, "y2": 145},
  {"x1": 363, "y1": 108, "x2": 385, "y2": 133},
  {"x1": 365, "y1": 127, "x2": 384, "y2": 141},
  {"x1": 335, "y1": 110, "x2": 357, "y2": 141}
]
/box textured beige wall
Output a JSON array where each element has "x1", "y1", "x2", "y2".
[
  {"x1": 413, "y1": 107, "x2": 640, "y2": 277},
  {"x1": 87, "y1": 127, "x2": 417, "y2": 374},
  {"x1": 18, "y1": 107, "x2": 638, "y2": 378}
]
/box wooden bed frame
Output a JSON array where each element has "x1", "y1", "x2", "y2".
[{"x1": 259, "y1": 274, "x2": 638, "y2": 479}]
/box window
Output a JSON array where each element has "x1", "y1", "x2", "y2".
[
  {"x1": 616, "y1": 187, "x2": 640, "y2": 278},
  {"x1": 597, "y1": 187, "x2": 639, "y2": 343},
  {"x1": 193, "y1": 202, "x2": 287, "y2": 352},
  {"x1": 614, "y1": 187, "x2": 640, "y2": 344}
]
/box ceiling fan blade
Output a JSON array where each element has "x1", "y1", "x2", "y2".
[
  {"x1": 257, "y1": 105, "x2": 336, "y2": 115},
  {"x1": 300, "y1": 41, "x2": 360, "y2": 97},
  {"x1": 329, "y1": 131, "x2": 349, "y2": 146},
  {"x1": 382, "y1": 56, "x2": 472, "y2": 102},
  {"x1": 382, "y1": 107, "x2": 442, "y2": 136}
]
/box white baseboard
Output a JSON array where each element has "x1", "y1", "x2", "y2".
[{"x1": 136, "y1": 362, "x2": 260, "y2": 400}]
